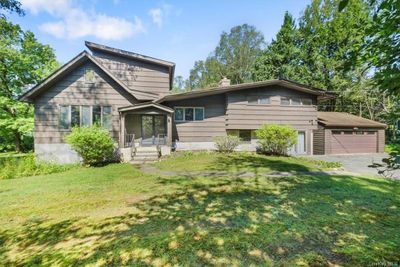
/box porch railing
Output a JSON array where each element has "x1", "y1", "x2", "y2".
[{"x1": 124, "y1": 133, "x2": 135, "y2": 148}]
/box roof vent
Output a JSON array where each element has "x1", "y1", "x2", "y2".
[{"x1": 218, "y1": 77, "x2": 231, "y2": 87}]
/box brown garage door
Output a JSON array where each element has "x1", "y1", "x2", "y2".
[{"x1": 330, "y1": 130, "x2": 377, "y2": 154}]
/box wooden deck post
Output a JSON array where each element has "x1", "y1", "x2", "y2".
[{"x1": 120, "y1": 112, "x2": 125, "y2": 148}]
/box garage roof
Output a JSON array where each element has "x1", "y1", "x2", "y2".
[{"x1": 318, "y1": 112, "x2": 386, "y2": 128}]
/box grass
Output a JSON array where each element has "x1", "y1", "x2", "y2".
[
  {"x1": 154, "y1": 151, "x2": 341, "y2": 173},
  {"x1": 0, "y1": 153, "x2": 77, "y2": 179},
  {"x1": 0, "y1": 157, "x2": 399, "y2": 265}
]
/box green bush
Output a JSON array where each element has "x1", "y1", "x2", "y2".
[
  {"x1": 0, "y1": 154, "x2": 76, "y2": 179},
  {"x1": 66, "y1": 126, "x2": 115, "y2": 166},
  {"x1": 214, "y1": 135, "x2": 241, "y2": 153},
  {"x1": 255, "y1": 124, "x2": 297, "y2": 156}
]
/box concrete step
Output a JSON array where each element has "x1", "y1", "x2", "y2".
[
  {"x1": 134, "y1": 151, "x2": 159, "y2": 155},
  {"x1": 136, "y1": 147, "x2": 158, "y2": 152},
  {"x1": 133, "y1": 155, "x2": 159, "y2": 161},
  {"x1": 131, "y1": 159, "x2": 159, "y2": 165}
]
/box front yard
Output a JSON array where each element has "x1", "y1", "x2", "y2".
[{"x1": 0, "y1": 152, "x2": 399, "y2": 266}]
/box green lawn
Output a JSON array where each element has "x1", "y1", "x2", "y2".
[
  {"x1": 0, "y1": 154, "x2": 399, "y2": 266},
  {"x1": 154, "y1": 151, "x2": 341, "y2": 173}
]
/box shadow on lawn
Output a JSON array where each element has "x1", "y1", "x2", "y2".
[
  {"x1": 209, "y1": 153, "x2": 312, "y2": 173},
  {"x1": 0, "y1": 174, "x2": 399, "y2": 266}
]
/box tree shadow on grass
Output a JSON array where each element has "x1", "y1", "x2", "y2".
[
  {"x1": 208, "y1": 153, "x2": 313, "y2": 174},
  {"x1": 0, "y1": 174, "x2": 399, "y2": 266}
]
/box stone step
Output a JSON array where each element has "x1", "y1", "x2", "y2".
[{"x1": 134, "y1": 151, "x2": 159, "y2": 155}]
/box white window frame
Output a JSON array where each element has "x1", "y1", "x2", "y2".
[
  {"x1": 280, "y1": 96, "x2": 313, "y2": 106},
  {"x1": 59, "y1": 105, "x2": 112, "y2": 130},
  {"x1": 174, "y1": 107, "x2": 205, "y2": 122},
  {"x1": 247, "y1": 95, "x2": 271, "y2": 105}
]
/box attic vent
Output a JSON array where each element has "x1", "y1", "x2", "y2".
[{"x1": 85, "y1": 68, "x2": 95, "y2": 83}]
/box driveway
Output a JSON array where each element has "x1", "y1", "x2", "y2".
[{"x1": 311, "y1": 153, "x2": 399, "y2": 178}]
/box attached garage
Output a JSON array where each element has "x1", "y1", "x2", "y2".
[{"x1": 313, "y1": 112, "x2": 386, "y2": 155}]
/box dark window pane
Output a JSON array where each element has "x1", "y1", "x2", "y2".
[
  {"x1": 81, "y1": 106, "x2": 91, "y2": 126},
  {"x1": 194, "y1": 108, "x2": 204, "y2": 121},
  {"x1": 174, "y1": 108, "x2": 184, "y2": 121},
  {"x1": 71, "y1": 106, "x2": 80, "y2": 127},
  {"x1": 185, "y1": 108, "x2": 194, "y2": 121},
  {"x1": 343, "y1": 131, "x2": 353, "y2": 135},
  {"x1": 59, "y1": 106, "x2": 70, "y2": 129},
  {"x1": 155, "y1": 115, "x2": 166, "y2": 135},
  {"x1": 259, "y1": 97, "x2": 270, "y2": 104},
  {"x1": 332, "y1": 131, "x2": 341, "y2": 135},
  {"x1": 302, "y1": 98, "x2": 312, "y2": 105},
  {"x1": 102, "y1": 106, "x2": 112, "y2": 130},
  {"x1": 355, "y1": 131, "x2": 364, "y2": 135},
  {"x1": 281, "y1": 96, "x2": 290, "y2": 105},
  {"x1": 248, "y1": 96, "x2": 258, "y2": 104},
  {"x1": 93, "y1": 106, "x2": 101, "y2": 126},
  {"x1": 291, "y1": 98, "x2": 301, "y2": 105},
  {"x1": 239, "y1": 130, "x2": 251, "y2": 142}
]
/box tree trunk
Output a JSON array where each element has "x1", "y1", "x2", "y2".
[{"x1": 15, "y1": 131, "x2": 22, "y2": 153}]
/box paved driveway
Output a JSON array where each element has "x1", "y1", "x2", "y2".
[{"x1": 311, "y1": 153, "x2": 399, "y2": 178}]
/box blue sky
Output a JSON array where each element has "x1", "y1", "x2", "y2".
[{"x1": 10, "y1": 0, "x2": 310, "y2": 79}]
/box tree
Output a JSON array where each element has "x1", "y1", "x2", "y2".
[
  {"x1": 189, "y1": 24, "x2": 265, "y2": 89},
  {"x1": 0, "y1": 0, "x2": 24, "y2": 17},
  {"x1": 252, "y1": 12, "x2": 305, "y2": 81},
  {"x1": 0, "y1": 18, "x2": 59, "y2": 152},
  {"x1": 172, "y1": 75, "x2": 189, "y2": 92}
]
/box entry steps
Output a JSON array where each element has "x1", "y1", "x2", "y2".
[{"x1": 131, "y1": 146, "x2": 160, "y2": 164}]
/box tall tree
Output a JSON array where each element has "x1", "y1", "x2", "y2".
[
  {"x1": 189, "y1": 24, "x2": 265, "y2": 89},
  {"x1": 0, "y1": 18, "x2": 59, "y2": 152},
  {"x1": 0, "y1": 0, "x2": 24, "y2": 17},
  {"x1": 252, "y1": 12, "x2": 305, "y2": 81}
]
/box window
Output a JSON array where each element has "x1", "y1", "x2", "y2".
[
  {"x1": 195, "y1": 108, "x2": 204, "y2": 121},
  {"x1": 355, "y1": 131, "x2": 364, "y2": 135},
  {"x1": 81, "y1": 106, "x2": 91, "y2": 126},
  {"x1": 291, "y1": 98, "x2": 301, "y2": 106},
  {"x1": 59, "y1": 105, "x2": 111, "y2": 130},
  {"x1": 60, "y1": 106, "x2": 70, "y2": 130},
  {"x1": 174, "y1": 108, "x2": 184, "y2": 121},
  {"x1": 239, "y1": 130, "x2": 252, "y2": 142},
  {"x1": 185, "y1": 108, "x2": 194, "y2": 121},
  {"x1": 85, "y1": 68, "x2": 95, "y2": 83},
  {"x1": 366, "y1": 131, "x2": 376, "y2": 135},
  {"x1": 248, "y1": 95, "x2": 270, "y2": 105},
  {"x1": 343, "y1": 131, "x2": 353, "y2": 135},
  {"x1": 281, "y1": 97, "x2": 313, "y2": 106},
  {"x1": 92, "y1": 106, "x2": 101, "y2": 126},
  {"x1": 332, "y1": 131, "x2": 342, "y2": 135},
  {"x1": 71, "y1": 106, "x2": 80, "y2": 127},
  {"x1": 281, "y1": 96, "x2": 290, "y2": 105},
  {"x1": 174, "y1": 107, "x2": 204, "y2": 122},
  {"x1": 102, "y1": 106, "x2": 112, "y2": 130},
  {"x1": 227, "y1": 129, "x2": 252, "y2": 142}
]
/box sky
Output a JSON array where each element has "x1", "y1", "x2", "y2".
[{"x1": 9, "y1": 0, "x2": 310, "y2": 79}]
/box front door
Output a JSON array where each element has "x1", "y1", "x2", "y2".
[
  {"x1": 141, "y1": 115, "x2": 166, "y2": 145},
  {"x1": 296, "y1": 131, "x2": 306, "y2": 154}
]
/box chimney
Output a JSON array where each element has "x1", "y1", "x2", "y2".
[{"x1": 218, "y1": 77, "x2": 231, "y2": 87}]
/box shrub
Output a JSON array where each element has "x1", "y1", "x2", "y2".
[
  {"x1": 66, "y1": 126, "x2": 115, "y2": 166},
  {"x1": 0, "y1": 154, "x2": 76, "y2": 179},
  {"x1": 214, "y1": 135, "x2": 241, "y2": 153},
  {"x1": 255, "y1": 124, "x2": 297, "y2": 156}
]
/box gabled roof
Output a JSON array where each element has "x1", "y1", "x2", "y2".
[
  {"x1": 85, "y1": 41, "x2": 175, "y2": 90},
  {"x1": 318, "y1": 112, "x2": 386, "y2": 128},
  {"x1": 155, "y1": 79, "x2": 336, "y2": 103},
  {"x1": 19, "y1": 51, "x2": 158, "y2": 102},
  {"x1": 119, "y1": 102, "x2": 174, "y2": 113}
]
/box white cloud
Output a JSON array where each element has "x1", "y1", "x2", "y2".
[
  {"x1": 148, "y1": 4, "x2": 177, "y2": 28},
  {"x1": 148, "y1": 8, "x2": 163, "y2": 27},
  {"x1": 21, "y1": 0, "x2": 145, "y2": 40}
]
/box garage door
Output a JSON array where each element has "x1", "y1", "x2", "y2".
[{"x1": 331, "y1": 130, "x2": 377, "y2": 154}]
